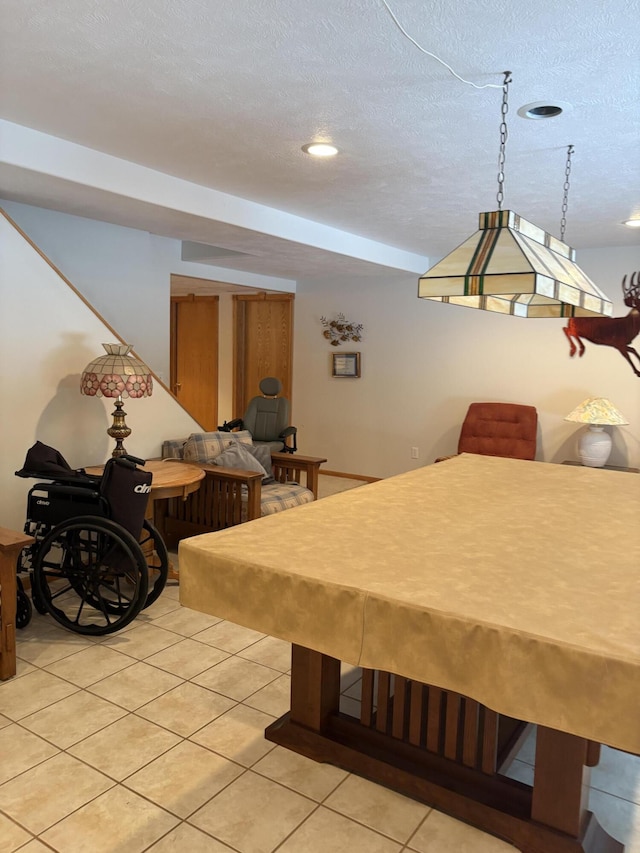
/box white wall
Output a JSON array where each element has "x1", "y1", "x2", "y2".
[
  {"x1": 0, "y1": 212, "x2": 203, "y2": 531},
  {"x1": 1, "y1": 200, "x2": 295, "y2": 382},
  {"x1": 292, "y1": 246, "x2": 640, "y2": 477}
]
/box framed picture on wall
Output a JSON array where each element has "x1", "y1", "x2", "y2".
[{"x1": 331, "y1": 351, "x2": 361, "y2": 378}]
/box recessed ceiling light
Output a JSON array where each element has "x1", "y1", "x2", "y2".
[
  {"x1": 517, "y1": 100, "x2": 573, "y2": 120},
  {"x1": 622, "y1": 218, "x2": 640, "y2": 228},
  {"x1": 301, "y1": 142, "x2": 338, "y2": 157}
]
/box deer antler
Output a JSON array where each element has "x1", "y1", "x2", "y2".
[{"x1": 622, "y1": 271, "x2": 639, "y2": 304}]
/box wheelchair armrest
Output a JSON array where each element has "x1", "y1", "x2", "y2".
[
  {"x1": 218, "y1": 418, "x2": 244, "y2": 432},
  {"x1": 117, "y1": 454, "x2": 146, "y2": 468},
  {"x1": 278, "y1": 425, "x2": 297, "y2": 453}
]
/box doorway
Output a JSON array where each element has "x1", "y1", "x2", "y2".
[
  {"x1": 170, "y1": 292, "x2": 219, "y2": 430},
  {"x1": 232, "y1": 292, "x2": 294, "y2": 418}
]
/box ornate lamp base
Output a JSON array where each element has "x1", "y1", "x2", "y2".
[
  {"x1": 578, "y1": 425, "x2": 612, "y2": 467},
  {"x1": 107, "y1": 398, "x2": 132, "y2": 458}
]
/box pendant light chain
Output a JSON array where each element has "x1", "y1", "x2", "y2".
[
  {"x1": 560, "y1": 144, "x2": 574, "y2": 242},
  {"x1": 496, "y1": 71, "x2": 512, "y2": 211}
]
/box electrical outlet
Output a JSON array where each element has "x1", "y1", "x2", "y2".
[{"x1": 411, "y1": 447, "x2": 419, "y2": 459}]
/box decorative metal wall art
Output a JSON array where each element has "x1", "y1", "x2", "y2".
[
  {"x1": 320, "y1": 314, "x2": 364, "y2": 346},
  {"x1": 563, "y1": 272, "x2": 640, "y2": 377}
]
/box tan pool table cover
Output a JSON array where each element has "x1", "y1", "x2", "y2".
[{"x1": 179, "y1": 454, "x2": 640, "y2": 754}]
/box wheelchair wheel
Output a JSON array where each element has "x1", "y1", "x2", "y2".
[
  {"x1": 138, "y1": 519, "x2": 169, "y2": 608},
  {"x1": 16, "y1": 577, "x2": 32, "y2": 629},
  {"x1": 32, "y1": 516, "x2": 149, "y2": 636},
  {"x1": 65, "y1": 519, "x2": 168, "y2": 613}
]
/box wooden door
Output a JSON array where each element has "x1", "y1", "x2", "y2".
[
  {"x1": 233, "y1": 293, "x2": 294, "y2": 418},
  {"x1": 170, "y1": 293, "x2": 219, "y2": 430}
]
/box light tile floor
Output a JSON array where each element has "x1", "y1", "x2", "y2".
[{"x1": 1, "y1": 475, "x2": 639, "y2": 852}]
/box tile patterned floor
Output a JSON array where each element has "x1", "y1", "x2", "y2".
[{"x1": 1, "y1": 475, "x2": 639, "y2": 852}]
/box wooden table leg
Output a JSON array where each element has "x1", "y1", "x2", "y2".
[
  {"x1": 530, "y1": 728, "x2": 622, "y2": 851},
  {"x1": 146, "y1": 498, "x2": 179, "y2": 582},
  {"x1": 289, "y1": 645, "x2": 341, "y2": 731},
  {"x1": 532, "y1": 727, "x2": 591, "y2": 837}
]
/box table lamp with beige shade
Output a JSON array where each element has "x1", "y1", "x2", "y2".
[
  {"x1": 80, "y1": 343, "x2": 153, "y2": 458},
  {"x1": 564, "y1": 397, "x2": 629, "y2": 467}
]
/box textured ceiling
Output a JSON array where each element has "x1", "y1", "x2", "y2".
[{"x1": 0, "y1": 0, "x2": 639, "y2": 280}]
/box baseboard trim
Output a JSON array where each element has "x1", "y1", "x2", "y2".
[{"x1": 320, "y1": 470, "x2": 380, "y2": 483}]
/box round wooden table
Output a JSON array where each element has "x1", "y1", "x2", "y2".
[{"x1": 86, "y1": 459, "x2": 205, "y2": 580}]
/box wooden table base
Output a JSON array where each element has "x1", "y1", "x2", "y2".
[{"x1": 266, "y1": 646, "x2": 623, "y2": 853}]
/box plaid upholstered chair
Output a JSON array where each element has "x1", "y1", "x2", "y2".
[
  {"x1": 436, "y1": 402, "x2": 538, "y2": 463},
  {"x1": 158, "y1": 432, "x2": 325, "y2": 547}
]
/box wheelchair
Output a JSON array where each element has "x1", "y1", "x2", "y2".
[{"x1": 15, "y1": 443, "x2": 169, "y2": 636}]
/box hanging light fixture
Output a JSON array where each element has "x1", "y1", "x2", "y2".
[
  {"x1": 418, "y1": 73, "x2": 613, "y2": 318},
  {"x1": 559, "y1": 144, "x2": 574, "y2": 244}
]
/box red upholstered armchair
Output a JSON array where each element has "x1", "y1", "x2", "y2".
[{"x1": 436, "y1": 402, "x2": 538, "y2": 462}]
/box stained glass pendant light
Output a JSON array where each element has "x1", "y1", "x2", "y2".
[{"x1": 418, "y1": 74, "x2": 613, "y2": 318}]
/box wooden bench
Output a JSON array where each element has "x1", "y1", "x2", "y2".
[{"x1": 0, "y1": 527, "x2": 33, "y2": 680}]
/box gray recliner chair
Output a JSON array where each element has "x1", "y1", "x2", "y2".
[{"x1": 219, "y1": 377, "x2": 297, "y2": 453}]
